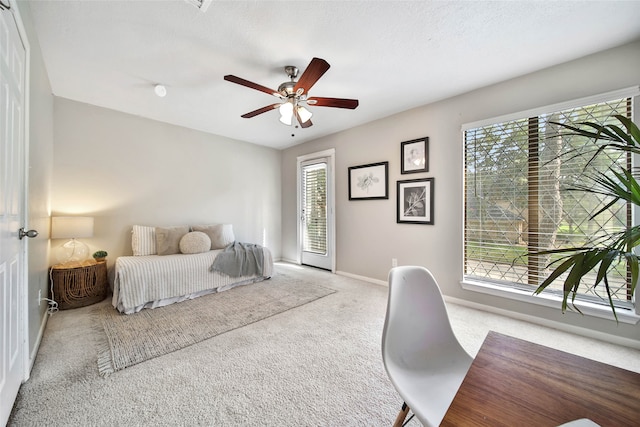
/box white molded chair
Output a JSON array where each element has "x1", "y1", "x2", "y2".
[
  {"x1": 382, "y1": 266, "x2": 473, "y2": 427},
  {"x1": 557, "y1": 420, "x2": 601, "y2": 427}
]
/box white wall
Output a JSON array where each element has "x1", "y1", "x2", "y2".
[
  {"x1": 52, "y1": 98, "x2": 282, "y2": 268},
  {"x1": 282, "y1": 40, "x2": 640, "y2": 343}
]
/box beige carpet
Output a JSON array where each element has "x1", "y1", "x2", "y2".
[
  {"x1": 98, "y1": 273, "x2": 335, "y2": 376},
  {"x1": 9, "y1": 263, "x2": 640, "y2": 426}
]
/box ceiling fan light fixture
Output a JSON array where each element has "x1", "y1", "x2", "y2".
[
  {"x1": 279, "y1": 114, "x2": 293, "y2": 126},
  {"x1": 279, "y1": 101, "x2": 294, "y2": 125},
  {"x1": 297, "y1": 105, "x2": 313, "y2": 123}
]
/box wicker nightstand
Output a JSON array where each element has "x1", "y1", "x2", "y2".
[{"x1": 50, "y1": 260, "x2": 108, "y2": 310}]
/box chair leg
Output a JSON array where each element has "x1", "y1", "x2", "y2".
[{"x1": 393, "y1": 402, "x2": 410, "y2": 427}]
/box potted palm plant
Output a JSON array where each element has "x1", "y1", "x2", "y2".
[{"x1": 534, "y1": 115, "x2": 639, "y2": 320}]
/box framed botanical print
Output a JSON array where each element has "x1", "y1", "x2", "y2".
[
  {"x1": 397, "y1": 177, "x2": 434, "y2": 224},
  {"x1": 348, "y1": 161, "x2": 389, "y2": 200},
  {"x1": 401, "y1": 137, "x2": 429, "y2": 174}
]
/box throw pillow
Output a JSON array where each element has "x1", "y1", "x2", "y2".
[
  {"x1": 191, "y1": 224, "x2": 235, "y2": 249},
  {"x1": 179, "y1": 231, "x2": 212, "y2": 254},
  {"x1": 131, "y1": 225, "x2": 157, "y2": 256},
  {"x1": 155, "y1": 225, "x2": 189, "y2": 255}
]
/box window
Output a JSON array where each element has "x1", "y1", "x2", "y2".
[{"x1": 463, "y1": 91, "x2": 638, "y2": 313}]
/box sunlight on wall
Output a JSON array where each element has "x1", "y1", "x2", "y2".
[{"x1": 52, "y1": 187, "x2": 135, "y2": 215}]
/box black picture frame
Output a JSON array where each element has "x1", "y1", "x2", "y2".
[
  {"x1": 348, "y1": 161, "x2": 389, "y2": 200},
  {"x1": 401, "y1": 137, "x2": 429, "y2": 174},
  {"x1": 397, "y1": 178, "x2": 434, "y2": 224}
]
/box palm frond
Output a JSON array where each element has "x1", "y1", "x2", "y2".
[
  {"x1": 549, "y1": 115, "x2": 640, "y2": 170},
  {"x1": 533, "y1": 115, "x2": 640, "y2": 318}
]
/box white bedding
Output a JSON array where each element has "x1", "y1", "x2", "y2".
[{"x1": 112, "y1": 247, "x2": 273, "y2": 314}]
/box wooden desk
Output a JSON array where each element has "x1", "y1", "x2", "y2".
[{"x1": 441, "y1": 331, "x2": 640, "y2": 427}]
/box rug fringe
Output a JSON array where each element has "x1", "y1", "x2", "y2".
[
  {"x1": 92, "y1": 306, "x2": 115, "y2": 377},
  {"x1": 97, "y1": 343, "x2": 115, "y2": 377}
]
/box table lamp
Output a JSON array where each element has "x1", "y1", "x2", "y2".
[{"x1": 51, "y1": 216, "x2": 94, "y2": 264}]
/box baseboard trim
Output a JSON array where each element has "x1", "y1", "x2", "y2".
[
  {"x1": 28, "y1": 310, "x2": 49, "y2": 377},
  {"x1": 445, "y1": 295, "x2": 640, "y2": 350},
  {"x1": 276, "y1": 262, "x2": 388, "y2": 287},
  {"x1": 335, "y1": 270, "x2": 387, "y2": 287}
]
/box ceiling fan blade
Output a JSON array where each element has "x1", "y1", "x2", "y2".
[
  {"x1": 241, "y1": 104, "x2": 280, "y2": 118},
  {"x1": 224, "y1": 75, "x2": 281, "y2": 98},
  {"x1": 295, "y1": 109, "x2": 313, "y2": 128},
  {"x1": 293, "y1": 57, "x2": 330, "y2": 95},
  {"x1": 307, "y1": 97, "x2": 359, "y2": 109}
]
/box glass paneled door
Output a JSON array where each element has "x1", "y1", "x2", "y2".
[{"x1": 300, "y1": 156, "x2": 333, "y2": 271}]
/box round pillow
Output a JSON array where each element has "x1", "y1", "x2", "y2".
[{"x1": 179, "y1": 231, "x2": 211, "y2": 254}]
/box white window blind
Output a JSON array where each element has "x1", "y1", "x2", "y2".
[
  {"x1": 464, "y1": 96, "x2": 635, "y2": 307},
  {"x1": 302, "y1": 162, "x2": 328, "y2": 255}
]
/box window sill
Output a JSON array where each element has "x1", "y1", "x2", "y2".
[{"x1": 461, "y1": 279, "x2": 640, "y2": 325}]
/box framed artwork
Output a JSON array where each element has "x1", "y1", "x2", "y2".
[
  {"x1": 348, "y1": 161, "x2": 389, "y2": 200},
  {"x1": 397, "y1": 178, "x2": 434, "y2": 224},
  {"x1": 401, "y1": 137, "x2": 429, "y2": 174}
]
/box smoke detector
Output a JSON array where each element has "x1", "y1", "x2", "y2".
[{"x1": 184, "y1": 0, "x2": 213, "y2": 12}]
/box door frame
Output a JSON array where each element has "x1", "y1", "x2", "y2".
[{"x1": 296, "y1": 148, "x2": 335, "y2": 273}]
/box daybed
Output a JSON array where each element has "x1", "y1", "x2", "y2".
[{"x1": 112, "y1": 224, "x2": 273, "y2": 314}]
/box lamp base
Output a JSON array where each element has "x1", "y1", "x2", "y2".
[{"x1": 56, "y1": 238, "x2": 90, "y2": 264}]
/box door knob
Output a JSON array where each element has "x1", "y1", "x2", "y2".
[{"x1": 18, "y1": 228, "x2": 39, "y2": 240}]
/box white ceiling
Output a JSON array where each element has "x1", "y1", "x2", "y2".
[{"x1": 26, "y1": 0, "x2": 640, "y2": 149}]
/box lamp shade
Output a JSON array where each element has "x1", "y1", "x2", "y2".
[
  {"x1": 279, "y1": 101, "x2": 294, "y2": 125},
  {"x1": 51, "y1": 217, "x2": 94, "y2": 239},
  {"x1": 296, "y1": 105, "x2": 313, "y2": 123}
]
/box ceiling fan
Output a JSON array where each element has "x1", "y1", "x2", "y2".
[{"x1": 224, "y1": 57, "x2": 359, "y2": 128}]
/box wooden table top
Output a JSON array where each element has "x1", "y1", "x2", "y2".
[
  {"x1": 441, "y1": 331, "x2": 640, "y2": 427},
  {"x1": 51, "y1": 259, "x2": 102, "y2": 269}
]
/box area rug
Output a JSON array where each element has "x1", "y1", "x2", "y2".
[{"x1": 96, "y1": 273, "x2": 335, "y2": 376}]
